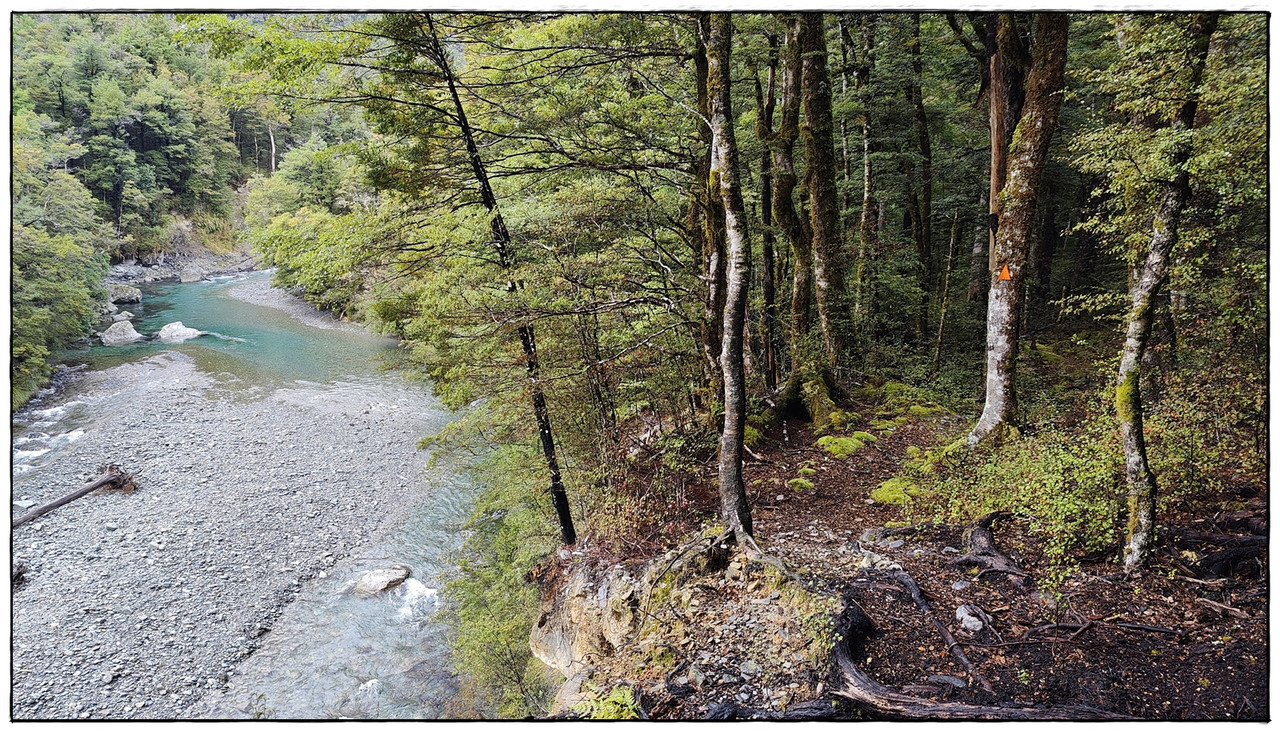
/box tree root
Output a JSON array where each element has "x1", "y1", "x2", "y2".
[
  {"x1": 947, "y1": 512, "x2": 1029, "y2": 590},
  {"x1": 832, "y1": 601, "x2": 1134, "y2": 720},
  {"x1": 888, "y1": 570, "x2": 993, "y2": 692}
]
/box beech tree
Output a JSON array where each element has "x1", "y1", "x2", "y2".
[
  {"x1": 968, "y1": 14, "x2": 1069, "y2": 444},
  {"x1": 706, "y1": 12, "x2": 754, "y2": 538}
]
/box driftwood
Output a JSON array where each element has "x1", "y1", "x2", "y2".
[
  {"x1": 12, "y1": 466, "x2": 133, "y2": 528},
  {"x1": 833, "y1": 602, "x2": 1135, "y2": 720},
  {"x1": 947, "y1": 512, "x2": 1029, "y2": 590},
  {"x1": 889, "y1": 570, "x2": 993, "y2": 693}
]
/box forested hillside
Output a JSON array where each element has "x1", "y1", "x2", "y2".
[{"x1": 12, "y1": 12, "x2": 1267, "y2": 719}]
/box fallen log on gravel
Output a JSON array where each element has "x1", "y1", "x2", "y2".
[
  {"x1": 12, "y1": 465, "x2": 134, "y2": 528},
  {"x1": 832, "y1": 601, "x2": 1134, "y2": 720}
]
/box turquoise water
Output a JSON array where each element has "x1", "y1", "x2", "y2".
[
  {"x1": 67, "y1": 272, "x2": 397, "y2": 394},
  {"x1": 15, "y1": 272, "x2": 481, "y2": 719}
]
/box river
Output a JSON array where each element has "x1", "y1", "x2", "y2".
[{"x1": 11, "y1": 272, "x2": 480, "y2": 719}]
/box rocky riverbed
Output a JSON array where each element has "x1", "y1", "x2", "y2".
[{"x1": 11, "y1": 284, "x2": 453, "y2": 720}]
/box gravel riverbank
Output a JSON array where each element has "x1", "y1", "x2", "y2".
[{"x1": 11, "y1": 288, "x2": 448, "y2": 719}]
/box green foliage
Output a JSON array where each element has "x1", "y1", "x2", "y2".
[
  {"x1": 870, "y1": 476, "x2": 922, "y2": 506},
  {"x1": 922, "y1": 412, "x2": 1124, "y2": 570},
  {"x1": 816, "y1": 431, "x2": 876, "y2": 459},
  {"x1": 11, "y1": 109, "x2": 111, "y2": 406},
  {"x1": 443, "y1": 446, "x2": 559, "y2": 717},
  {"x1": 572, "y1": 684, "x2": 641, "y2": 720}
]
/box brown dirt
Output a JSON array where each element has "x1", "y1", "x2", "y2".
[{"x1": 597, "y1": 404, "x2": 1268, "y2": 721}]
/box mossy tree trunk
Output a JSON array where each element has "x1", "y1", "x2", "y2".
[
  {"x1": 706, "y1": 12, "x2": 754, "y2": 538},
  {"x1": 770, "y1": 15, "x2": 813, "y2": 379},
  {"x1": 800, "y1": 12, "x2": 847, "y2": 371},
  {"x1": 690, "y1": 18, "x2": 727, "y2": 408},
  {"x1": 852, "y1": 14, "x2": 878, "y2": 337},
  {"x1": 1119, "y1": 12, "x2": 1218, "y2": 574},
  {"x1": 754, "y1": 33, "x2": 780, "y2": 392},
  {"x1": 969, "y1": 14, "x2": 1068, "y2": 445}
]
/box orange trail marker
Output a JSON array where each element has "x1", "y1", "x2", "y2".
[{"x1": 998, "y1": 264, "x2": 1011, "y2": 281}]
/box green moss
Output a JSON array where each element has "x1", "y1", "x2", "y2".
[
  {"x1": 1116, "y1": 370, "x2": 1139, "y2": 425},
  {"x1": 870, "y1": 476, "x2": 923, "y2": 505},
  {"x1": 787, "y1": 478, "x2": 815, "y2": 491},
  {"x1": 907, "y1": 404, "x2": 943, "y2": 418},
  {"x1": 882, "y1": 381, "x2": 912, "y2": 399},
  {"x1": 817, "y1": 435, "x2": 865, "y2": 459},
  {"x1": 798, "y1": 467, "x2": 817, "y2": 477},
  {"x1": 744, "y1": 425, "x2": 762, "y2": 449}
]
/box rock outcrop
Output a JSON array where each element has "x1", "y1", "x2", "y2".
[
  {"x1": 99, "y1": 321, "x2": 145, "y2": 346},
  {"x1": 107, "y1": 284, "x2": 143, "y2": 304},
  {"x1": 156, "y1": 322, "x2": 205, "y2": 343}
]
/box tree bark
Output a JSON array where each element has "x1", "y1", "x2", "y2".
[
  {"x1": 931, "y1": 209, "x2": 959, "y2": 375},
  {"x1": 906, "y1": 14, "x2": 934, "y2": 340},
  {"x1": 1119, "y1": 13, "x2": 1219, "y2": 574},
  {"x1": 706, "y1": 13, "x2": 754, "y2": 538},
  {"x1": 967, "y1": 189, "x2": 989, "y2": 303},
  {"x1": 771, "y1": 15, "x2": 812, "y2": 373},
  {"x1": 754, "y1": 35, "x2": 780, "y2": 392},
  {"x1": 852, "y1": 14, "x2": 877, "y2": 336},
  {"x1": 690, "y1": 18, "x2": 727, "y2": 406},
  {"x1": 799, "y1": 12, "x2": 847, "y2": 370},
  {"x1": 969, "y1": 14, "x2": 1069, "y2": 445},
  {"x1": 426, "y1": 14, "x2": 576, "y2": 545}
]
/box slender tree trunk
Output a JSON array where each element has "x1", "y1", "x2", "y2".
[
  {"x1": 1120, "y1": 12, "x2": 1218, "y2": 574},
  {"x1": 967, "y1": 189, "x2": 989, "y2": 303},
  {"x1": 932, "y1": 209, "x2": 960, "y2": 375},
  {"x1": 906, "y1": 14, "x2": 934, "y2": 340},
  {"x1": 969, "y1": 14, "x2": 1069, "y2": 445},
  {"x1": 800, "y1": 12, "x2": 847, "y2": 371},
  {"x1": 425, "y1": 15, "x2": 576, "y2": 544},
  {"x1": 267, "y1": 121, "x2": 277, "y2": 173},
  {"x1": 852, "y1": 14, "x2": 878, "y2": 335},
  {"x1": 755, "y1": 35, "x2": 780, "y2": 392},
  {"x1": 772, "y1": 16, "x2": 813, "y2": 372},
  {"x1": 706, "y1": 13, "x2": 754, "y2": 538},
  {"x1": 690, "y1": 20, "x2": 727, "y2": 406}
]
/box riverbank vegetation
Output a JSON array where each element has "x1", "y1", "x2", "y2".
[{"x1": 11, "y1": 12, "x2": 1266, "y2": 719}]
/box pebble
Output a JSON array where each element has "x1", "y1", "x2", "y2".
[
  {"x1": 952, "y1": 580, "x2": 972, "y2": 591},
  {"x1": 10, "y1": 309, "x2": 444, "y2": 720}
]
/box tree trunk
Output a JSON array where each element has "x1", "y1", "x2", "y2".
[
  {"x1": 267, "y1": 121, "x2": 277, "y2": 173},
  {"x1": 907, "y1": 14, "x2": 934, "y2": 340},
  {"x1": 772, "y1": 16, "x2": 813, "y2": 374},
  {"x1": 426, "y1": 14, "x2": 577, "y2": 545},
  {"x1": 852, "y1": 14, "x2": 877, "y2": 336},
  {"x1": 931, "y1": 210, "x2": 960, "y2": 375},
  {"x1": 1120, "y1": 13, "x2": 1218, "y2": 574},
  {"x1": 690, "y1": 19, "x2": 727, "y2": 406},
  {"x1": 706, "y1": 13, "x2": 754, "y2": 538},
  {"x1": 968, "y1": 14, "x2": 1069, "y2": 445},
  {"x1": 967, "y1": 189, "x2": 989, "y2": 303},
  {"x1": 799, "y1": 12, "x2": 847, "y2": 371},
  {"x1": 755, "y1": 34, "x2": 780, "y2": 392}
]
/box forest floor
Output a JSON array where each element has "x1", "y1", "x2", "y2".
[{"x1": 568, "y1": 392, "x2": 1268, "y2": 721}]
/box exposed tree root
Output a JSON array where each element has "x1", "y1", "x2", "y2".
[
  {"x1": 832, "y1": 601, "x2": 1135, "y2": 720},
  {"x1": 947, "y1": 512, "x2": 1029, "y2": 590}
]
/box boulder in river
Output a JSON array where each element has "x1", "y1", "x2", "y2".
[
  {"x1": 100, "y1": 321, "x2": 145, "y2": 346},
  {"x1": 179, "y1": 265, "x2": 206, "y2": 283},
  {"x1": 353, "y1": 564, "x2": 411, "y2": 597},
  {"x1": 108, "y1": 284, "x2": 143, "y2": 304},
  {"x1": 112, "y1": 311, "x2": 135, "y2": 322},
  {"x1": 156, "y1": 322, "x2": 205, "y2": 343}
]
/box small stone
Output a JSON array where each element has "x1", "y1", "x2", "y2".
[
  {"x1": 886, "y1": 539, "x2": 905, "y2": 550},
  {"x1": 942, "y1": 546, "x2": 961, "y2": 555},
  {"x1": 951, "y1": 580, "x2": 972, "y2": 591},
  {"x1": 106, "y1": 523, "x2": 118, "y2": 531},
  {"x1": 739, "y1": 660, "x2": 761, "y2": 677}
]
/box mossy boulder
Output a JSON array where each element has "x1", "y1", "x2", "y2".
[{"x1": 798, "y1": 467, "x2": 817, "y2": 477}]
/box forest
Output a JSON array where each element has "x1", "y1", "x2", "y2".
[{"x1": 10, "y1": 11, "x2": 1268, "y2": 720}]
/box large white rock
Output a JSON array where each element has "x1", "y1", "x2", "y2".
[
  {"x1": 156, "y1": 322, "x2": 205, "y2": 343},
  {"x1": 353, "y1": 565, "x2": 412, "y2": 597},
  {"x1": 99, "y1": 321, "x2": 145, "y2": 346}
]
